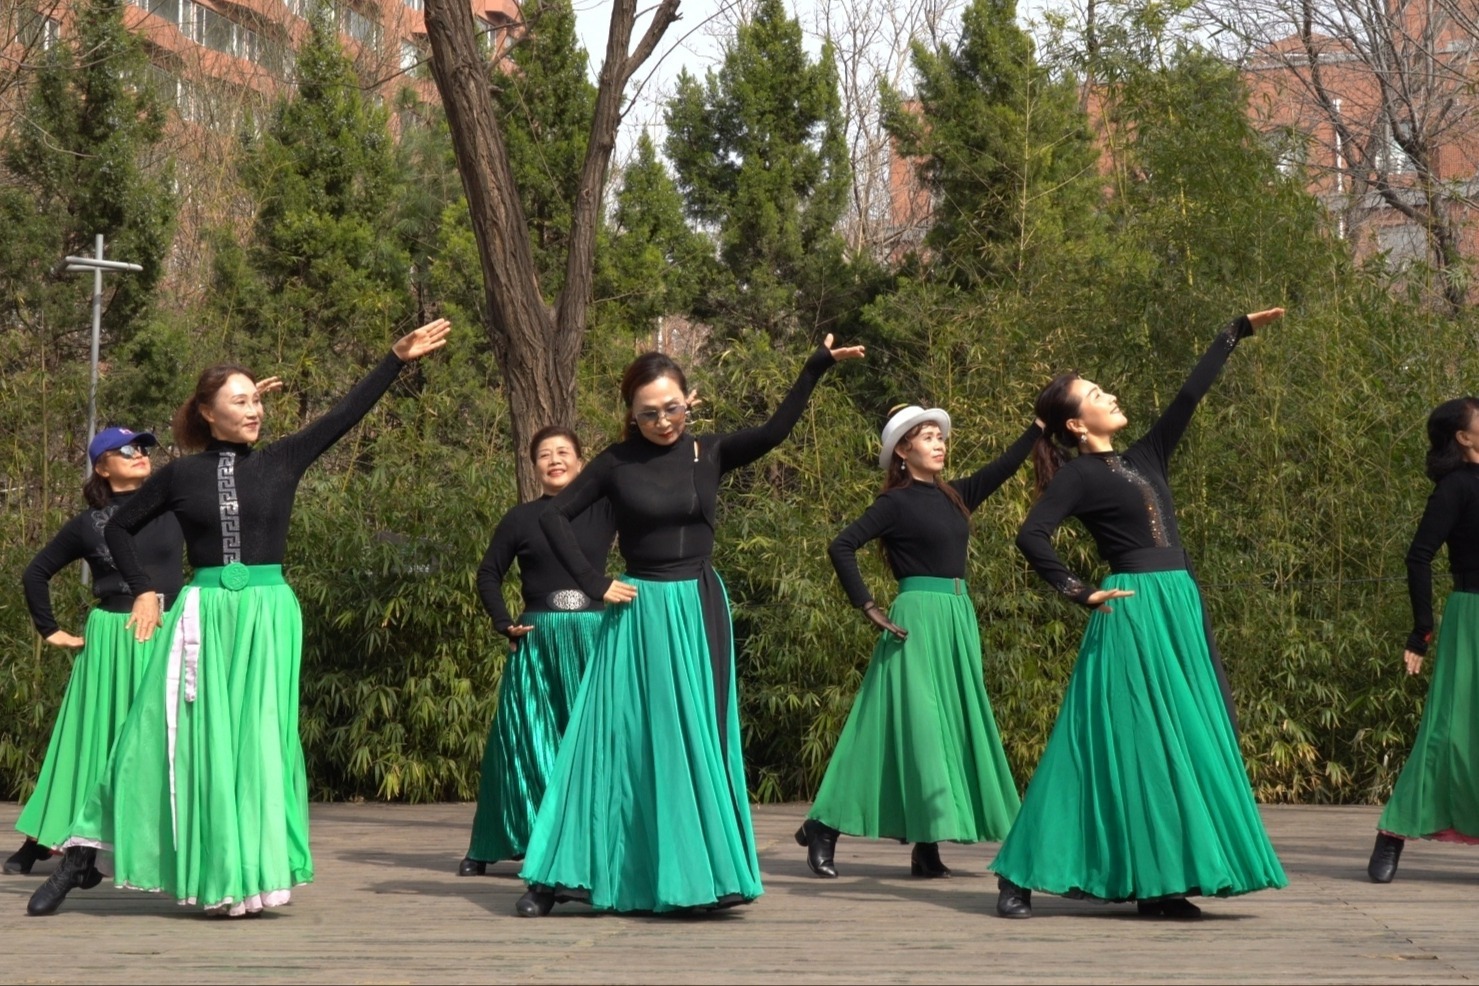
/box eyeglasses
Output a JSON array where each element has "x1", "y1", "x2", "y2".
[
  {"x1": 109, "y1": 444, "x2": 150, "y2": 460},
  {"x1": 634, "y1": 402, "x2": 689, "y2": 426}
]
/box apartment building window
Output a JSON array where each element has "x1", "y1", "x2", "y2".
[
  {"x1": 342, "y1": 4, "x2": 380, "y2": 48},
  {"x1": 400, "y1": 39, "x2": 421, "y2": 72},
  {"x1": 1376, "y1": 124, "x2": 1412, "y2": 175},
  {"x1": 403, "y1": 0, "x2": 423, "y2": 10},
  {"x1": 17, "y1": 9, "x2": 61, "y2": 50}
]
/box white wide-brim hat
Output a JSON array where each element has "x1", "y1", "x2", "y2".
[{"x1": 879, "y1": 405, "x2": 952, "y2": 469}]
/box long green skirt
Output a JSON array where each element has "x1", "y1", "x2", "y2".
[
  {"x1": 518, "y1": 575, "x2": 763, "y2": 912},
  {"x1": 67, "y1": 565, "x2": 313, "y2": 915},
  {"x1": 1378, "y1": 590, "x2": 1479, "y2": 844},
  {"x1": 466, "y1": 609, "x2": 602, "y2": 864},
  {"x1": 991, "y1": 569, "x2": 1286, "y2": 901},
  {"x1": 809, "y1": 577, "x2": 1019, "y2": 843},
  {"x1": 16, "y1": 608, "x2": 155, "y2": 848}
]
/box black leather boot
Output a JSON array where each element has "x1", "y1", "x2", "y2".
[
  {"x1": 26, "y1": 847, "x2": 97, "y2": 916},
  {"x1": 515, "y1": 886, "x2": 557, "y2": 917},
  {"x1": 457, "y1": 857, "x2": 486, "y2": 877},
  {"x1": 4, "y1": 839, "x2": 53, "y2": 876},
  {"x1": 910, "y1": 842, "x2": 951, "y2": 878},
  {"x1": 794, "y1": 819, "x2": 839, "y2": 878},
  {"x1": 1138, "y1": 897, "x2": 1202, "y2": 920},
  {"x1": 996, "y1": 877, "x2": 1032, "y2": 918},
  {"x1": 1368, "y1": 833, "x2": 1404, "y2": 883}
]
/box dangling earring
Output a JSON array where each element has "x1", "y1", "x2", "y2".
[{"x1": 1077, "y1": 432, "x2": 1087, "y2": 444}]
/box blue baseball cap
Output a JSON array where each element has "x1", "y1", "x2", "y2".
[{"x1": 88, "y1": 427, "x2": 158, "y2": 466}]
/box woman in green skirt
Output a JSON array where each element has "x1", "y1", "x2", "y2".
[
  {"x1": 995, "y1": 309, "x2": 1288, "y2": 920},
  {"x1": 7, "y1": 428, "x2": 183, "y2": 877},
  {"x1": 1367, "y1": 397, "x2": 1479, "y2": 882},
  {"x1": 26, "y1": 319, "x2": 451, "y2": 918},
  {"x1": 458, "y1": 426, "x2": 615, "y2": 876},
  {"x1": 796, "y1": 406, "x2": 1039, "y2": 879},
  {"x1": 515, "y1": 335, "x2": 864, "y2": 917}
]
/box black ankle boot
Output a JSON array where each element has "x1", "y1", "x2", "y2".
[
  {"x1": 1138, "y1": 897, "x2": 1202, "y2": 920},
  {"x1": 794, "y1": 819, "x2": 839, "y2": 878},
  {"x1": 1368, "y1": 833, "x2": 1404, "y2": 883},
  {"x1": 457, "y1": 857, "x2": 486, "y2": 877},
  {"x1": 4, "y1": 840, "x2": 53, "y2": 876},
  {"x1": 26, "y1": 847, "x2": 97, "y2": 916},
  {"x1": 910, "y1": 842, "x2": 951, "y2": 878},
  {"x1": 996, "y1": 877, "x2": 1032, "y2": 918},
  {"x1": 515, "y1": 886, "x2": 557, "y2": 917}
]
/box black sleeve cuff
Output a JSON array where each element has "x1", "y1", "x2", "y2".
[{"x1": 1406, "y1": 630, "x2": 1432, "y2": 656}]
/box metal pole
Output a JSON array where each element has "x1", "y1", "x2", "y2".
[{"x1": 85, "y1": 233, "x2": 103, "y2": 463}]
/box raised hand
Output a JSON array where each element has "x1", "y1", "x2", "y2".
[
  {"x1": 44, "y1": 630, "x2": 85, "y2": 649},
  {"x1": 255, "y1": 376, "x2": 284, "y2": 398},
  {"x1": 125, "y1": 590, "x2": 162, "y2": 643},
  {"x1": 392, "y1": 318, "x2": 452, "y2": 362},
  {"x1": 863, "y1": 601, "x2": 907, "y2": 641},
  {"x1": 603, "y1": 579, "x2": 638, "y2": 605},
  {"x1": 823, "y1": 333, "x2": 866, "y2": 363},
  {"x1": 1086, "y1": 588, "x2": 1135, "y2": 613},
  {"x1": 1247, "y1": 308, "x2": 1285, "y2": 331}
]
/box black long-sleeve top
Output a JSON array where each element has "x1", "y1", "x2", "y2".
[
  {"x1": 1016, "y1": 316, "x2": 1254, "y2": 605},
  {"x1": 22, "y1": 491, "x2": 185, "y2": 637},
  {"x1": 1404, "y1": 464, "x2": 1479, "y2": 655},
  {"x1": 541, "y1": 347, "x2": 837, "y2": 595},
  {"x1": 105, "y1": 352, "x2": 407, "y2": 591},
  {"x1": 476, "y1": 494, "x2": 616, "y2": 635},
  {"x1": 828, "y1": 423, "x2": 1042, "y2": 608}
]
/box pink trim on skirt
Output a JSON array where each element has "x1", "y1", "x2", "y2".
[{"x1": 1380, "y1": 827, "x2": 1479, "y2": 845}]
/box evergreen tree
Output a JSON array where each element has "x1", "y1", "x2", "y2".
[
  {"x1": 664, "y1": 0, "x2": 852, "y2": 340},
  {"x1": 884, "y1": 0, "x2": 1100, "y2": 290}
]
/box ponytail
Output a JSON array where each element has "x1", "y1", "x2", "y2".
[
  {"x1": 173, "y1": 363, "x2": 255, "y2": 451},
  {"x1": 1425, "y1": 397, "x2": 1479, "y2": 483},
  {"x1": 1031, "y1": 372, "x2": 1083, "y2": 498}
]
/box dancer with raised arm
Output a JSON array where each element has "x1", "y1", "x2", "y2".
[
  {"x1": 7, "y1": 429, "x2": 182, "y2": 878},
  {"x1": 993, "y1": 309, "x2": 1287, "y2": 920},
  {"x1": 797, "y1": 406, "x2": 1039, "y2": 880},
  {"x1": 515, "y1": 335, "x2": 864, "y2": 916},
  {"x1": 458, "y1": 426, "x2": 615, "y2": 876},
  {"x1": 27, "y1": 320, "x2": 450, "y2": 917},
  {"x1": 1367, "y1": 398, "x2": 1479, "y2": 882}
]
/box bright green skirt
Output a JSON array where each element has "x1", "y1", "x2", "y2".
[
  {"x1": 16, "y1": 608, "x2": 155, "y2": 848},
  {"x1": 991, "y1": 569, "x2": 1286, "y2": 901},
  {"x1": 67, "y1": 565, "x2": 313, "y2": 915},
  {"x1": 466, "y1": 609, "x2": 602, "y2": 863},
  {"x1": 519, "y1": 575, "x2": 763, "y2": 912},
  {"x1": 1378, "y1": 591, "x2": 1479, "y2": 843},
  {"x1": 809, "y1": 577, "x2": 1019, "y2": 843}
]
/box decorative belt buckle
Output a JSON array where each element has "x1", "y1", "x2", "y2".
[
  {"x1": 547, "y1": 589, "x2": 590, "y2": 611},
  {"x1": 219, "y1": 561, "x2": 251, "y2": 591}
]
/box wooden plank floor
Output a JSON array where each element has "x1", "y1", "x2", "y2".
[{"x1": 1, "y1": 802, "x2": 1476, "y2": 984}]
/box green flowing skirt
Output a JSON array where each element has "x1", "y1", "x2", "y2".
[
  {"x1": 518, "y1": 575, "x2": 763, "y2": 912},
  {"x1": 991, "y1": 569, "x2": 1286, "y2": 901},
  {"x1": 808, "y1": 577, "x2": 1019, "y2": 843},
  {"x1": 67, "y1": 566, "x2": 313, "y2": 915},
  {"x1": 1378, "y1": 590, "x2": 1479, "y2": 843},
  {"x1": 16, "y1": 608, "x2": 156, "y2": 848},
  {"x1": 466, "y1": 609, "x2": 602, "y2": 863}
]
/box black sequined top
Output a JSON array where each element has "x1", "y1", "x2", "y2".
[
  {"x1": 22, "y1": 490, "x2": 184, "y2": 636},
  {"x1": 828, "y1": 423, "x2": 1041, "y2": 608},
  {"x1": 106, "y1": 352, "x2": 407, "y2": 591},
  {"x1": 1015, "y1": 316, "x2": 1254, "y2": 605},
  {"x1": 477, "y1": 494, "x2": 616, "y2": 635},
  {"x1": 1404, "y1": 463, "x2": 1479, "y2": 655}
]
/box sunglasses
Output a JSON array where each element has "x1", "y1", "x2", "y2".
[
  {"x1": 109, "y1": 444, "x2": 150, "y2": 460},
  {"x1": 634, "y1": 402, "x2": 689, "y2": 426}
]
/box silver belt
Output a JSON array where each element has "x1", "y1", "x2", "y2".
[{"x1": 547, "y1": 589, "x2": 592, "y2": 611}]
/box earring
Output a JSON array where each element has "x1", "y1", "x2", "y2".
[{"x1": 1077, "y1": 433, "x2": 1087, "y2": 443}]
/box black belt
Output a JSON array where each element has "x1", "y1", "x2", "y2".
[
  {"x1": 1455, "y1": 572, "x2": 1479, "y2": 593},
  {"x1": 1108, "y1": 546, "x2": 1189, "y2": 574}
]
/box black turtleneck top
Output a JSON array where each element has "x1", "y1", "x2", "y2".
[
  {"x1": 541, "y1": 347, "x2": 837, "y2": 596},
  {"x1": 105, "y1": 351, "x2": 407, "y2": 591},
  {"x1": 829, "y1": 423, "x2": 1042, "y2": 608},
  {"x1": 1404, "y1": 463, "x2": 1479, "y2": 655},
  {"x1": 22, "y1": 490, "x2": 185, "y2": 637},
  {"x1": 477, "y1": 494, "x2": 616, "y2": 635},
  {"x1": 1016, "y1": 316, "x2": 1254, "y2": 605}
]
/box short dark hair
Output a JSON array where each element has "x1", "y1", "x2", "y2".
[
  {"x1": 528, "y1": 425, "x2": 583, "y2": 464},
  {"x1": 1426, "y1": 397, "x2": 1479, "y2": 482}
]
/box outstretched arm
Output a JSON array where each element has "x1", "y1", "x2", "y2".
[
  {"x1": 949, "y1": 422, "x2": 1043, "y2": 511},
  {"x1": 1138, "y1": 310, "x2": 1281, "y2": 472},
  {"x1": 716, "y1": 335, "x2": 863, "y2": 474}
]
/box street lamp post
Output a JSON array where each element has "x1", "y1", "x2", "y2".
[{"x1": 65, "y1": 234, "x2": 143, "y2": 474}]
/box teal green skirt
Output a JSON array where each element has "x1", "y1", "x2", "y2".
[
  {"x1": 16, "y1": 608, "x2": 156, "y2": 848},
  {"x1": 1378, "y1": 591, "x2": 1479, "y2": 843},
  {"x1": 809, "y1": 577, "x2": 1019, "y2": 843},
  {"x1": 466, "y1": 609, "x2": 602, "y2": 863},
  {"x1": 67, "y1": 565, "x2": 313, "y2": 915},
  {"x1": 991, "y1": 569, "x2": 1286, "y2": 901},
  {"x1": 518, "y1": 575, "x2": 763, "y2": 912}
]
